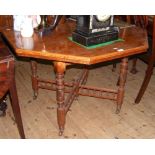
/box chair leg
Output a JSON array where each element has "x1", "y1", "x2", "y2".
[
  {"x1": 130, "y1": 58, "x2": 138, "y2": 74},
  {"x1": 135, "y1": 16, "x2": 155, "y2": 104},
  {"x1": 135, "y1": 65, "x2": 154, "y2": 104},
  {"x1": 9, "y1": 77, "x2": 25, "y2": 139}
]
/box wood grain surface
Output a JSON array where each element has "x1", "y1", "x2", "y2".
[{"x1": 1, "y1": 21, "x2": 148, "y2": 65}]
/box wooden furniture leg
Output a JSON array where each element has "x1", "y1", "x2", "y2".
[
  {"x1": 135, "y1": 16, "x2": 155, "y2": 103},
  {"x1": 54, "y1": 62, "x2": 66, "y2": 136},
  {"x1": 135, "y1": 65, "x2": 154, "y2": 103},
  {"x1": 9, "y1": 61, "x2": 25, "y2": 139},
  {"x1": 130, "y1": 58, "x2": 138, "y2": 74},
  {"x1": 135, "y1": 55, "x2": 155, "y2": 103},
  {"x1": 112, "y1": 63, "x2": 117, "y2": 72},
  {"x1": 116, "y1": 57, "x2": 128, "y2": 114},
  {"x1": 30, "y1": 60, "x2": 38, "y2": 99}
]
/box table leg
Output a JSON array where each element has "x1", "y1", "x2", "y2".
[
  {"x1": 116, "y1": 57, "x2": 128, "y2": 114},
  {"x1": 54, "y1": 62, "x2": 66, "y2": 136},
  {"x1": 30, "y1": 60, "x2": 38, "y2": 99}
]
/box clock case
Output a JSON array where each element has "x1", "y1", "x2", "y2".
[{"x1": 72, "y1": 15, "x2": 119, "y2": 46}]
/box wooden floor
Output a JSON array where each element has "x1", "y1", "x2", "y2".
[{"x1": 0, "y1": 58, "x2": 155, "y2": 139}]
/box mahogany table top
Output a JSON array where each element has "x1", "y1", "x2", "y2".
[{"x1": 1, "y1": 21, "x2": 148, "y2": 65}]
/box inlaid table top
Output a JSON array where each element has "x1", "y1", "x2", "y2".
[{"x1": 1, "y1": 21, "x2": 148, "y2": 65}]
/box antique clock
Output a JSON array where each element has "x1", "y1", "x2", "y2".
[{"x1": 72, "y1": 15, "x2": 119, "y2": 46}]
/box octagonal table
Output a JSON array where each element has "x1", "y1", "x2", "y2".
[{"x1": 1, "y1": 20, "x2": 148, "y2": 135}]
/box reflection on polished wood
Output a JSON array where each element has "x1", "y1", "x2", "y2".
[{"x1": 1, "y1": 20, "x2": 148, "y2": 135}]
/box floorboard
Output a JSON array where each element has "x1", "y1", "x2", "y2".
[{"x1": 0, "y1": 59, "x2": 155, "y2": 138}]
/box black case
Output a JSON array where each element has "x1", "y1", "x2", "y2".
[{"x1": 72, "y1": 15, "x2": 119, "y2": 46}]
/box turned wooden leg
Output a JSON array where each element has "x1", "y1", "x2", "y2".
[
  {"x1": 116, "y1": 57, "x2": 128, "y2": 114},
  {"x1": 116, "y1": 76, "x2": 120, "y2": 86},
  {"x1": 9, "y1": 70, "x2": 25, "y2": 139},
  {"x1": 54, "y1": 62, "x2": 66, "y2": 136},
  {"x1": 112, "y1": 63, "x2": 117, "y2": 72},
  {"x1": 30, "y1": 60, "x2": 38, "y2": 99},
  {"x1": 135, "y1": 62, "x2": 154, "y2": 104},
  {"x1": 130, "y1": 58, "x2": 138, "y2": 74}
]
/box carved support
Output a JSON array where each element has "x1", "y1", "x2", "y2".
[
  {"x1": 54, "y1": 62, "x2": 66, "y2": 136},
  {"x1": 116, "y1": 57, "x2": 128, "y2": 114},
  {"x1": 30, "y1": 60, "x2": 38, "y2": 99},
  {"x1": 65, "y1": 68, "x2": 89, "y2": 112},
  {"x1": 81, "y1": 67, "x2": 89, "y2": 85}
]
